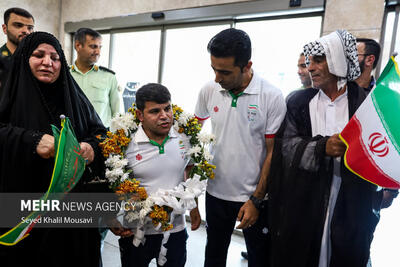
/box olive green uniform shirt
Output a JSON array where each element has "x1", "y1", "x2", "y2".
[{"x1": 70, "y1": 64, "x2": 121, "y2": 127}]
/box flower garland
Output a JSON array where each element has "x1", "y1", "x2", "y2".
[{"x1": 98, "y1": 104, "x2": 216, "y2": 243}]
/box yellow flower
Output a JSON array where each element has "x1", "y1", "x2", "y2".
[
  {"x1": 138, "y1": 187, "x2": 148, "y2": 200},
  {"x1": 163, "y1": 224, "x2": 174, "y2": 231}
]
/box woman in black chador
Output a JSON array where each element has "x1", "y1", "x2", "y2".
[{"x1": 0, "y1": 32, "x2": 107, "y2": 267}]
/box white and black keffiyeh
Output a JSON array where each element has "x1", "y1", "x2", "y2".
[{"x1": 303, "y1": 29, "x2": 360, "y2": 90}]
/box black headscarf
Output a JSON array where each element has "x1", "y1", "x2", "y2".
[{"x1": 0, "y1": 32, "x2": 107, "y2": 192}]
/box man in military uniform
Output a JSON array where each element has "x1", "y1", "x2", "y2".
[
  {"x1": 1, "y1": 7, "x2": 34, "y2": 57},
  {"x1": 1, "y1": 7, "x2": 34, "y2": 90},
  {"x1": 70, "y1": 28, "x2": 121, "y2": 127}
]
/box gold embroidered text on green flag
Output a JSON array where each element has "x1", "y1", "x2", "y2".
[{"x1": 0, "y1": 117, "x2": 85, "y2": 245}]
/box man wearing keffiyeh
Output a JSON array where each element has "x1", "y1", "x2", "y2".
[{"x1": 267, "y1": 30, "x2": 383, "y2": 267}]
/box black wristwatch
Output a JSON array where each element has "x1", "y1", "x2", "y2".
[{"x1": 250, "y1": 195, "x2": 264, "y2": 210}]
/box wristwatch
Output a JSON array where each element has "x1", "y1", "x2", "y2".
[{"x1": 250, "y1": 195, "x2": 264, "y2": 210}]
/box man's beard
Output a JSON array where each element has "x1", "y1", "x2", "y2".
[
  {"x1": 7, "y1": 30, "x2": 21, "y2": 46},
  {"x1": 359, "y1": 57, "x2": 366, "y2": 73}
]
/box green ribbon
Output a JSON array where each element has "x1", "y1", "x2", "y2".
[
  {"x1": 149, "y1": 135, "x2": 170, "y2": 154},
  {"x1": 228, "y1": 91, "x2": 244, "y2": 107}
]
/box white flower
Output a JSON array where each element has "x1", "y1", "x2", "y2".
[
  {"x1": 105, "y1": 169, "x2": 117, "y2": 182},
  {"x1": 204, "y1": 151, "x2": 214, "y2": 161},
  {"x1": 105, "y1": 155, "x2": 119, "y2": 167},
  {"x1": 105, "y1": 167, "x2": 124, "y2": 182},
  {"x1": 110, "y1": 114, "x2": 126, "y2": 134},
  {"x1": 187, "y1": 146, "x2": 201, "y2": 157},
  {"x1": 197, "y1": 133, "x2": 216, "y2": 144},
  {"x1": 139, "y1": 198, "x2": 154, "y2": 221},
  {"x1": 177, "y1": 112, "x2": 193, "y2": 126},
  {"x1": 110, "y1": 113, "x2": 137, "y2": 135},
  {"x1": 120, "y1": 112, "x2": 137, "y2": 131},
  {"x1": 125, "y1": 211, "x2": 140, "y2": 222},
  {"x1": 114, "y1": 158, "x2": 129, "y2": 169},
  {"x1": 105, "y1": 155, "x2": 128, "y2": 169}
]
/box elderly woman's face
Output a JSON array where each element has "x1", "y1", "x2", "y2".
[{"x1": 29, "y1": 43, "x2": 61, "y2": 84}]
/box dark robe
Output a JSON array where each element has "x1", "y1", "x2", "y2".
[
  {"x1": 0, "y1": 55, "x2": 11, "y2": 94},
  {"x1": 267, "y1": 82, "x2": 382, "y2": 267},
  {"x1": 0, "y1": 32, "x2": 108, "y2": 267}
]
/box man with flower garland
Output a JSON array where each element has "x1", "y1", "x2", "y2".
[
  {"x1": 194, "y1": 28, "x2": 286, "y2": 267},
  {"x1": 115, "y1": 83, "x2": 201, "y2": 267}
]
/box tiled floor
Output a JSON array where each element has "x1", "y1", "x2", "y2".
[{"x1": 102, "y1": 222, "x2": 247, "y2": 267}]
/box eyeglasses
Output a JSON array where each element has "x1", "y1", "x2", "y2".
[{"x1": 358, "y1": 53, "x2": 371, "y2": 57}]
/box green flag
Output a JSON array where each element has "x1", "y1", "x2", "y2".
[{"x1": 0, "y1": 116, "x2": 86, "y2": 245}]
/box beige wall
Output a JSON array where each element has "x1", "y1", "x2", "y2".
[
  {"x1": 0, "y1": 0, "x2": 61, "y2": 47},
  {"x1": 323, "y1": 0, "x2": 386, "y2": 40}
]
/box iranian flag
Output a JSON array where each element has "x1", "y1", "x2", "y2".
[
  {"x1": 0, "y1": 117, "x2": 86, "y2": 246},
  {"x1": 340, "y1": 57, "x2": 400, "y2": 189}
]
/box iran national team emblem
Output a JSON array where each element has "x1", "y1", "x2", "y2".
[
  {"x1": 136, "y1": 154, "x2": 142, "y2": 161},
  {"x1": 368, "y1": 132, "x2": 389, "y2": 157},
  {"x1": 213, "y1": 106, "x2": 219, "y2": 112}
]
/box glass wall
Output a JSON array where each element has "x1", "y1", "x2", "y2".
[
  {"x1": 110, "y1": 29, "x2": 162, "y2": 112},
  {"x1": 111, "y1": 29, "x2": 162, "y2": 93},
  {"x1": 98, "y1": 33, "x2": 110, "y2": 68},
  {"x1": 71, "y1": 14, "x2": 323, "y2": 102},
  {"x1": 379, "y1": 6, "x2": 400, "y2": 73},
  {"x1": 236, "y1": 16, "x2": 322, "y2": 96},
  {"x1": 161, "y1": 23, "x2": 230, "y2": 113}
]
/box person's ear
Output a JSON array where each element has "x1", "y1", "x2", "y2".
[
  {"x1": 366, "y1": 54, "x2": 375, "y2": 68},
  {"x1": 2, "y1": 24, "x2": 7, "y2": 35},
  {"x1": 74, "y1": 41, "x2": 82, "y2": 52},
  {"x1": 136, "y1": 109, "x2": 144, "y2": 122},
  {"x1": 242, "y1": 61, "x2": 253, "y2": 73}
]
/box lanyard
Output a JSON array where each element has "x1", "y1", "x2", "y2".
[
  {"x1": 228, "y1": 91, "x2": 244, "y2": 107},
  {"x1": 149, "y1": 135, "x2": 170, "y2": 154}
]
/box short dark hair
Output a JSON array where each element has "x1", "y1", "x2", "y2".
[
  {"x1": 207, "y1": 28, "x2": 251, "y2": 69},
  {"x1": 135, "y1": 83, "x2": 171, "y2": 111},
  {"x1": 74, "y1": 28, "x2": 101, "y2": 44},
  {"x1": 4, "y1": 7, "x2": 34, "y2": 25},
  {"x1": 357, "y1": 38, "x2": 381, "y2": 69}
]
